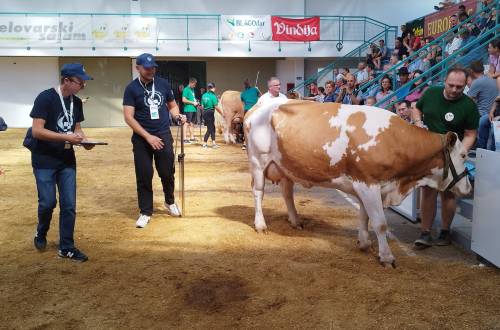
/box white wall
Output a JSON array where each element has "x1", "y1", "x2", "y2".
[
  {"x1": 277, "y1": 58, "x2": 305, "y2": 94},
  {"x1": 0, "y1": 57, "x2": 59, "y2": 127}
]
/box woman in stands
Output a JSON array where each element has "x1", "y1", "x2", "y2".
[
  {"x1": 375, "y1": 75, "x2": 395, "y2": 110},
  {"x1": 405, "y1": 70, "x2": 428, "y2": 102}
]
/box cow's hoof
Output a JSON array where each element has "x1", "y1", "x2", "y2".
[
  {"x1": 291, "y1": 222, "x2": 304, "y2": 230},
  {"x1": 357, "y1": 239, "x2": 373, "y2": 252},
  {"x1": 255, "y1": 226, "x2": 268, "y2": 234},
  {"x1": 378, "y1": 257, "x2": 397, "y2": 269}
]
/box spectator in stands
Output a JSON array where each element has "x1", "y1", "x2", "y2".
[
  {"x1": 487, "y1": 39, "x2": 500, "y2": 79},
  {"x1": 412, "y1": 67, "x2": 479, "y2": 248},
  {"x1": 481, "y1": 7, "x2": 496, "y2": 33},
  {"x1": 323, "y1": 80, "x2": 337, "y2": 103},
  {"x1": 394, "y1": 67, "x2": 412, "y2": 101},
  {"x1": 336, "y1": 73, "x2": 360, "y2": 105},
  {"x1": 375, "y1": 75, "x2": 394, "y2": 109},
  {"x1": 396, "y1": 100, "x2": 412, "y2": 122},
  {"x1": 356, "y1": 62, "x2": 369, "y2": 86},
  {"x1": 445, "y1": 28, "x2": 464, "y2": 56},
  {"x1": 308, "y1": 82, "x2": 319, "y2": 97},
  {"x1": 408, "y1": 49, "x2": 427, "y2": 73},
  {"x1": 365, "y1": 96, "x2": 377, "y2": 106},
  {"x1": 367, "y1": 44, "x2": 382, "y2": 70},
  {"x1": 406, "y1": 70, "x2": 429, "y2": 102},
  {"x1": 468, "y1": 60, "x2": 498, "y2": 150},
  {"x1": 315, "y1": 87, "x2": 325, "y2": 103},
  {"x1": 393, "y1": 37, "x2": 409, "y2": 60},
  {"x1": 379, "y1": 39, "x2": 390, "y2": 63},
  {"x1": 359, "y1": 72, "x2": 380, "y2": 103},
  {"x1": 400, "y1": 24, "x2": 409, "y2": 39}
]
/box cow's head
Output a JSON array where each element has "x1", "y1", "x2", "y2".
[{"x1": 437, "y1": 132, "x2": 471, "y2": 196}]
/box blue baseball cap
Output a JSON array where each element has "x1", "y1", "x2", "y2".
[
  {"x1": 136, "y1": 53, "x2": 158, "y2": 68},
  {"x1": 61, "y1": 63, "x2": 93, "y2": 80}
]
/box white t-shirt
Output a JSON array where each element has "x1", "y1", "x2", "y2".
[{"x1": 257, "y1": 91, "x2": 287, "y2": 105}]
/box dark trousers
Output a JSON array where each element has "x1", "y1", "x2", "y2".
[
  {"x1": 203, "y1": 110, "x2": 216, "y2": 142},
  {"x1": 132, "y1": 132, "x2": 175, "y2": 216},
  {"x1": 33, "y1": 167, "x2": 76, "y2": 250}
]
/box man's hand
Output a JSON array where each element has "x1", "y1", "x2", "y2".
[
  {"x1": 193, "y1": 101, "x2": 199, "y2": 107},
  {"x1": 176, "y1": 114, "x2": 187, "y2": 124},
  {"x1": 146, "y1": 134, "x2": 164, "y2": 150},
  {"x1": 66, "y1": 133, "x2": 84, "y2": 145}
]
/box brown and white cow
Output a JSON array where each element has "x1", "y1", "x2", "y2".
[
  {"x1": 244, "y1": 99, "x2": 471, "y2": 266},
  {"x1": 219, "y1": 90, "x2": 244, "y2": 144}
]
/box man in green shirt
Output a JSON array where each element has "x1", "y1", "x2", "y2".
[
  {"x1": 412, "y1": 67, "x2": 479, "y2": 248},
  {"x1": 240, "y1": 78, "x2": 261, "y2": 112},
  {"x1": 182, "y1": 77, "x2": 198, "y2": 143},
  {"x1": 201, "y1": 83, "x2": 223, "y2": 148}
]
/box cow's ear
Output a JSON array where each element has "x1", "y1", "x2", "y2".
[{"x1": 446, "y1": 132, "x2": 458, "y2": 148}]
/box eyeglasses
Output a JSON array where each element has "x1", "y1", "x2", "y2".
[{"x1": 68, "y1": 78, "x2": 85, "y2": 88}]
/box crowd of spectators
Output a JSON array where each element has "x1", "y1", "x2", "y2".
[{"x1": 302, "y1": 0, "x2": 499, "y2": 149}]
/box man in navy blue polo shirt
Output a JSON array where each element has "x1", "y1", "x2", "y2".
[
  {"x1": 123, "y1": 53, "x2": 187, "y2": 228},
  {"x1": 30, "y1": 63, "x2": 94, "y2": 262}
]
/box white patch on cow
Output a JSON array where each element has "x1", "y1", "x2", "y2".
[
  {"x1": 323, "y1": 105, "x2": 396, "y2": 166},
  {"x1": 355, "y1": 156, "x2": 360, "y2": 162}
]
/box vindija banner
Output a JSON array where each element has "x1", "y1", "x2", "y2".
[{"x1": 271, "y1": 16, "x2": 320, "y2": 42}]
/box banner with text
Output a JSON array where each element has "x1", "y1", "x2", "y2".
[
  {"x1": 0, "y1": 15, "x2": 157, "y2": 46},
  {"x1": 220, "y1": 15, "x2": 271, "y2": 41},
  {"x1": 271, "y1": 16, "x2": 320, "y2": 41},
  {"x1": 424, "y1": 0, "x2": 477, "y2": 38}
]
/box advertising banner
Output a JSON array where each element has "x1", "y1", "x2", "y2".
[
  {"x1": 220, "y1": 15, "x2": 271, "y2": 41},
  {"x1": 271, "y1": 16, "x2": 320, "y2": 41},
  {"x1": 424, "y1": 0, "x2": 476, "y2": 38}
]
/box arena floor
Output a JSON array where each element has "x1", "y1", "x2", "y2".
[{"x1": 1, "y1": 127, "x2": 499, "y2": 329}]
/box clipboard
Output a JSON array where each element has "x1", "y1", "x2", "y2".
[{"x1": 79, "y1": 140, "x2": 108, "y2": 146}]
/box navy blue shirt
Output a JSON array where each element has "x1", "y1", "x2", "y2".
[
  {"x1": 123, "y1": 77, "x2": 175, "y2": 135},
  {"x1": 30, "y1": 88, "x2": 84, "y2": 169}
]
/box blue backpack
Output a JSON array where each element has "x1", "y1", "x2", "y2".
[{"x1": 0, "y1": 116, "x2": 7, "y2": 131}]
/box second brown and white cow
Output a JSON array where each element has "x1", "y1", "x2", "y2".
[
  {"x1": 219, "y1": 90, "x2": 244, "y2": 144},
  {"x1": 244, "y1": 99, "x2": 471, "y2": 266}
]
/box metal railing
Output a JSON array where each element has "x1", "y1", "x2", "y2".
[
  {"x1": 289, "y1": 25, "x2": 397, "y2": 94},
  {"x1": 0, "y1": 12, "x2": 393, "y2": 53}
]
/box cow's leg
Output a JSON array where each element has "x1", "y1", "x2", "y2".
[
  {"x1": 352, "y1": 182, "x2": 395, "y2": 266},
  {"x1": 279, "y1": 177, "x2": 302, "y2": 229},
  {"x1": 252, "y1": 166, "x2": 267, "y2": 233},
  {"x1": 357, "y1": 204, "x2": 372, "y2": 251}
]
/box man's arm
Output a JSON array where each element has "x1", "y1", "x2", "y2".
[
  {"x1": 462, "y1": 129, "x2": 477, "y2": 152},
  {"x1": 123, "y1": 105, "x2": 164, "y2": 150},
  {"x1": 182, "y1": 96, "x2": 198, "y2": 106},
  {"x1": 167, "y1": 100, "x2": 186, "y2": 123},
  {"x1": 74, "y1": 122, "x2": 95, "y2": 150},
  {"x1": 411, "y1": 105, "x2": 425, "y2": 127},
  {"x1": 32, "y1": 118, "x2": 83, "y2": 144}
]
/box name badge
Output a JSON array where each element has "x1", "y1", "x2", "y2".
[
  {"x1": 150, "y1": 104, "x2": 159, "y2": 120},
  {"x1": 65, "y1": 131, "x2": 73, "y2": 149}
]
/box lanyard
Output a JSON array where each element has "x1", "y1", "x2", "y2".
[
  {"x1": 138, "y1": 78, "x2": 155, "y2": 101},
  {"x1": 56, "y1": 85, "x2": 73, "y2": 130}
]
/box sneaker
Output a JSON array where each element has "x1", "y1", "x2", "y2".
[
  {"x1": 211, "y1": 143, "x2": 220, "y2": 149},
  {"x1": 241, "y1": 144, "x2": 247, "y2": 150},
  {"x1": 34, "y1": 235, "x2": 47, "y2": 251},
  {"x1": 165, "y1": 202, "x2": 181, "y2": 217},
  {"x1": 183, "y1": 139, "x2": 191, "y2": 144},
  {"x1": 136, "y1": 214, "x2": 151, "y2": 228},
  {"x1": 435, "y1": 230, "x2": 452, "y2": 246},
  {"x1": 189, "y1": 137, "x2": 197, "y2": 142},
  {"x1": 414, "y1": 231, "x2": 433, "y2": 249},
  {"x1": 58, "y1": 248, "x2": 88, "y2": 262},
  {"x1": 202, "y1": 143, "x2": 208, "y2": 149}
]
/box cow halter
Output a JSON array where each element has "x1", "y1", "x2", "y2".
[{"x1": 440, "y1": 134, "x2": 468, "y2": 192}]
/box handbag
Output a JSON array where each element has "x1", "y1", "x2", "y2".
[{"x1": 22, "y1": 127, "x2": 38, "y2": 151}]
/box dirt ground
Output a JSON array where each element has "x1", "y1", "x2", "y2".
[{"x1": 0, "y1": 127, "x2": 499, "y2": 330}]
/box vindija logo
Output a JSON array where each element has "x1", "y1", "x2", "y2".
[
  {"x1": 226, "y1": 18, "x2": 235, "y2": 26},
  {"x1": 273, "y1": 22, "x2": 318, "y2": 36}
]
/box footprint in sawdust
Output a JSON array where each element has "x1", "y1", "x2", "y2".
[
  {"x1": 299, "y1": 199, "x2": 312, "y2": 206},
  {"x1": 183, "y1": 274, "x2": 249, "y2": 313}
]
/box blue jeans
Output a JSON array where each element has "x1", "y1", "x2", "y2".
[
  {"x1": 33, "y1": 167, "x2": 76, "y2": 250},
  {"x1": 477, "y1": 114, "x2": 495, "y2": 150}
]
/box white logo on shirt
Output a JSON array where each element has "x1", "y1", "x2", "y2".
[
  {"x1": 57, "y1": 112, "x2": 73, "y2": 133},
  {"x1": 143, "y1": 91, "x2": 163, "y2": 107},
  {"x1": 445, "y1": 112, "x2": 455, "y2": 122}
]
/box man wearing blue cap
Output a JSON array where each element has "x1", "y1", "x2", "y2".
[
  {"x1": 30, "y1": 62, "x2": 94, "y2": 262},
  {"x1": 123, "y1": 53, "x2": 187, "y2": 228}
]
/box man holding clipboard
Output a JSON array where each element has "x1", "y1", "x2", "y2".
[
  {"x1": 123, "y1": 53, "x2": 187, "y2": 229},
  {"x1": 30, "y1": 63, "x2": 94, "y2": 262}
]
